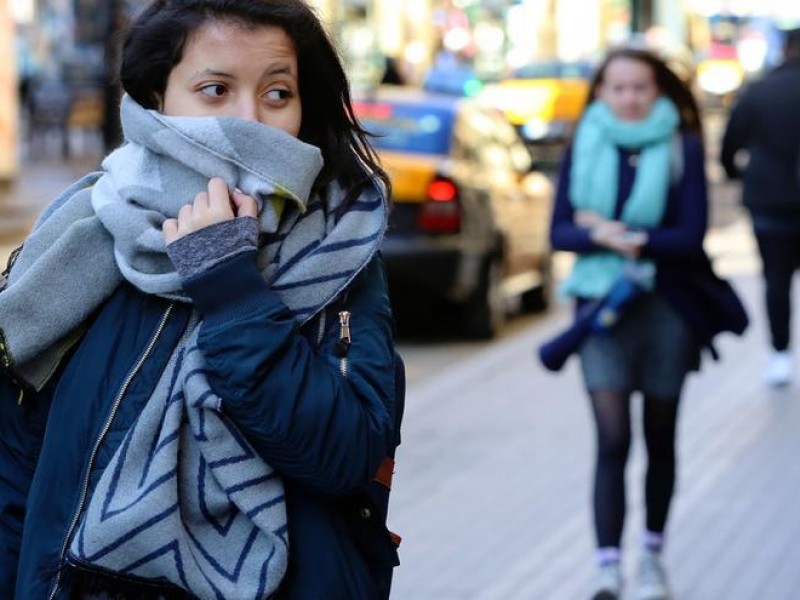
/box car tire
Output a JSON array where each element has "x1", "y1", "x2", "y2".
[{"x1": 462, "y1": 256, "x2": 505, "y2": 339}]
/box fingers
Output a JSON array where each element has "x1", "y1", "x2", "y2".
[
  {"x1": 206, "y1": 177, "x2": 233, "y2": 218},
  {"x1": 607, "y1": 232, "x2": 645, "y2": 258},
  {"x1": 163, "y1": 218, "x2": 179, "y2": 244},
  {"x1": 590, "y1": 222, "x2": 620, "y2": 245},
  {"x1": 162, "y1": 178, "x2": 241, "y2": 244},
  {"x1": 574, "y1": 210, "x2": 605, "y2": 228},
  {"x1": 590, "y1": 224, "x2": 646, "y2": 258},
  {"x1": 231, "y1": 191, "x2": 258, "y2": 218}
]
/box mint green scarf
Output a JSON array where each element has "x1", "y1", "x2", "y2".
[{"x1": 561, "y1": 97, "x2": 680, "y2": 299}]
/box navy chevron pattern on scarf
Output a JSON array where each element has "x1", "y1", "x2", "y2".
[{"x1": 70, "y1": 333, "x2": 289, "y2": 598}]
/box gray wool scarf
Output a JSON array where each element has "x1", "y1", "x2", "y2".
[
  {"x1": 0, "y1": 95, "x2": 387, "y2": 597},
  {"x1": 0, "y1": 94, "x2": 387, "y2": 390}
]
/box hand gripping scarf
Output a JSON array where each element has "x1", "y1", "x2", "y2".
[{"x1": 0, "y1": 95, "x2": 387, "y2": 598}]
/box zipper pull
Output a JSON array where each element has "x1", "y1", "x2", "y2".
[{"x1": 334, "y1": 310, "x2": 351, "y2": 358}]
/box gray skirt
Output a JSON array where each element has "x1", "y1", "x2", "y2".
[{"x1": 579, "y1": 294, "x2": 698, "y2": 398}]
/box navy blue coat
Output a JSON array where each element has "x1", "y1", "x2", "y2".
[
  {"x1": 551, "y1": 133, "x2": 747, "y2": 359},
  {"x1": 721, "y1": 61, "x2": 800, "y2": 218},
  {"x1": 0, "y1": 250, "x2": 401, "y2": 599}
]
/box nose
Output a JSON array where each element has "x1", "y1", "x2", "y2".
[{"x1": 235, "y1": 98, "x2": 260, "y2": 123}]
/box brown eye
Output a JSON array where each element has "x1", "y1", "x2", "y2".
[
  {"x1": 264, "y1": 89, "x2": 292, "y2": 102},
  {"x1": 199, "y1": 84, "x2": 226, "y2": 98}
]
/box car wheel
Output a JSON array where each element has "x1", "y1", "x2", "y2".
[
  {"x1": 462, "y1": 257, "x2": 505, "y2": 339},
  {"x1": 521, "y1": 254, "x2": 553, "y2": 313}
]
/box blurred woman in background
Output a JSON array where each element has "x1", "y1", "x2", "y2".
[{"x1": 550, "y1": 47, "x2": 746, "y2": 600}]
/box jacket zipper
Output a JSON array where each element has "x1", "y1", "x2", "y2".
[
  {"x1": 48, "y1": 303, "x2": 175, "y2": 600},
  {"x1": 336, "y1": 310, "x2": 351, "y2": 378}
]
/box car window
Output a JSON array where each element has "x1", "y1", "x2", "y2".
[
  {"x1": 476, "y1": 110, "x2": 514, "y2": 170},
  {"x1": 353, "y1": 100, "x2": 455, "y2": 155},
  {"x1": 513, "y1": 61, "x2": 594, "y2": 80},
  {"x1": 457, "y1": 107, "x2": 532, "y2": 173},
  {"x1": 489, "y1": 113, "x2": 533, "y2": 173}
]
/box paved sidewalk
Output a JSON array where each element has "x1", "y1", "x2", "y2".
[
  {"x1": 389, "y1": 224, "x2": 800, "y2": 599},
  {"x1": 0, "y1": 152, "x2": 102, "y2": 266},
  {"x1": 0, "y1": 154, "x2": 100, "y2": 231}
]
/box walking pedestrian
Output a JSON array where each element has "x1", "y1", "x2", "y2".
[
  {"x1": 721, "y1": 28, "x2": 800, "y2": 387},
  {"x1": 550, "y1": 47, "x2": 747, "y2": 600},
  {"x1": 0, "y1": 1, "x2": 402, "y2": 598}
]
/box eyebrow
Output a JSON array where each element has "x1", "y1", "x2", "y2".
[
  {"x1": 190, "y1": 65, "x2": 295, "y2": 80},
  {"x1": 264, "y1": 66, "x2": 294, "y2": 78}
]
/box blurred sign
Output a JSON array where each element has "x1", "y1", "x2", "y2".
[{"x1": 0, "y1": 1, "x2": 18, "y2": 181}]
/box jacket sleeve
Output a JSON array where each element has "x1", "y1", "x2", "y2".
[
  {"x1": 642, "y1": 134, "x2": 708, "y2": 258},
  {"x1": 181, "y1": 252, "x2": 395, "y2": 499},
  {"x1": 0, "y1": 373, "x2": 51, "y2": 594},
  {"x1": 720, "y1": 91, "x2": 752, "y2": 180},
  {"x1": 550, "y1": 144, "x2": 600, "y2": 253}
]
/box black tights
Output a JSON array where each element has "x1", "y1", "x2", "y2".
[{"x1": 589, "y1": 389, "x2": 681, "y2": 549}]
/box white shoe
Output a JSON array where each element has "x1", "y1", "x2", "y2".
[
  {"x1": 591, "y1": 562, "x2": 622, "y2": 600},
  {"x1": 764, "y1": 350, "x2": 792, "y2": 387},
  {"x1": 636, "y1": 548, "x2": 670, "y2": 600}
]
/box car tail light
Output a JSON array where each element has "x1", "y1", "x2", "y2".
[
  {"x1": 417, "y1": 177, "x2": 461, "y2": 233},
  {"x1": 352, "y1": 101, "x2": 394, "y2": 121}
]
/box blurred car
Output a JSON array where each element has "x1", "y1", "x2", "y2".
[
  {"x1": 478, "y1": 60, "x2": 594, "y2": 168},
  {"x1": 353, "y1": 86, "x2": 554, "y2": 338}
]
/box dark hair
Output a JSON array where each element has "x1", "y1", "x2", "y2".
[
  {"x1": 584, "y1": 47, "x2": 703, "y2": 137},
  {"x1": 119, "y1": 0, "x2": 389, "y2": 203}
]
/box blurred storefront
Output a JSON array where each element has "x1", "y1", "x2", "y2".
[
  {"x1": 330, "y1": 0, "x2": 692, "y2": 91},
  {"x1": 684, "y1": 0, "x2": 800, "y2": 104},
  {"x1": 1, "y1": 1, "x2": 19, "y2": 181},
  {"x1": 12, "y1": 0, "x2": 739, "y2": 119}
]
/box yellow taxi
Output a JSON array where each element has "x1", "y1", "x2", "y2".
[
  {"x1": 478, "y1": 60, "x2": 593, "y2": 167},
  {"x1": 354, "y1": 86, "x2": 554, "y2": 338}
]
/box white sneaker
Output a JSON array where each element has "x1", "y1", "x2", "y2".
[
  {"x1": 591, "y1": 562, "x2": 622, "y2": 600},
  {"x1": 636, "y1": 548, "x2": 670, "y2": 600},
  {"x1": 764, "y1": 350, "x2": 792, "y2": 387}
]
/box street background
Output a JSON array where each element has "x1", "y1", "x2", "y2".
[
  {"x1": 1, "y1": 115, "x2": 798, "y2": 599},
  {"x1": 3, "y1": 0, "x2": 800, "y2": 598},
  {"x1": 389, "y1": 115, "x2": 800, "y2": 599}
]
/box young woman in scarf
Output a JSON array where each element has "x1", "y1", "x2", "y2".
[
  {"x1": 550, "y1": 48, "x2": 745, "y2": 600},
  {"x1": 0, "y1": 1, "x2": 403, "y2": 598}
]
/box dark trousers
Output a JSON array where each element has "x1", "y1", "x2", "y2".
[{"x1": 754, "y1": 228, "x2": 800, "y2": 351}]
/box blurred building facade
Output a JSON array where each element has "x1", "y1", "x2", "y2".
[
  {"x1": 331, "y1": 0, "x2": 698, "y2": 89},
  {"x1": 1, "y1": 1, "x2": 19, "y2": 181},
  {"x1": 8, "y1": 0, "x2": 703, "y2": 99},
  {"x1": 5, "y1": 0, "x2": 800, "y2": 166}
]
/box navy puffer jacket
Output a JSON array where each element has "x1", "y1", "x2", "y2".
[{"x1": 0, "y1": 250, "x2": 400, "y2": 599}]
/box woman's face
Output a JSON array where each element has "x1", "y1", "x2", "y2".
[
  {"x1": 596, "y1": 57, "x2": 660, "y2": 122},
  {"x1": 162, "y1": 20, "x2": 302, "y2": 137}
]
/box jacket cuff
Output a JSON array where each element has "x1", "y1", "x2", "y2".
[
  {"x1": 182, "y1": 252, "x2": 289, "y2": 324},
  {"x1": 166, "y1": 217, "x2": 259, "y2": 282}
]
